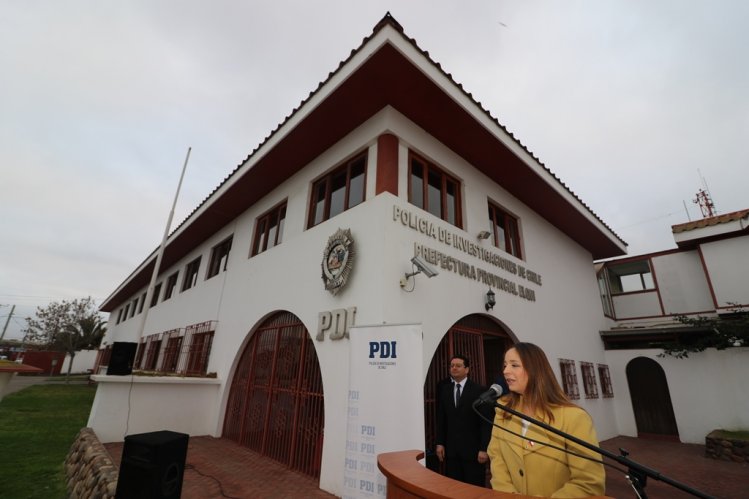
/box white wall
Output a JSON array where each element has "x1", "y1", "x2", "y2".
[
  {"x1": 702, "y1": 237, "x2": 749, "y2": 307},
  {"x1": 61, "y1": 349, "x2": 99, "y2": 374},
  {"x1": 604, "y1": 348, "x2": 749, "y2": 443},
  {"x1": 652, "y1": 251, "x2": 714, "y2": 314},
  {"x1": 88, "y1": 376, "x2": 222, "y2": 443}
]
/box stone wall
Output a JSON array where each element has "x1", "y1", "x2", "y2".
[
  {"x1": 65, "y1": 427, "x2": 119, "y2": 499},
  {"x1": 705, "y1": 430, "x2": 749, "y2": 463}
]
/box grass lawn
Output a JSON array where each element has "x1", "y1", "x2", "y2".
[{"x1": 0, "y1": 383, "x2": 97, "y2": 499}]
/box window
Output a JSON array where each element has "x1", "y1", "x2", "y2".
[
  {"x1": 186, "y1": 331, "x2": 214, "y2": 375},
  {"x1": 207, "y1": 236, "x2": 233, "y2": 278},
  {"x1": 160, "y1": 332, "x2": 183, "y2": 373},
  {"x1": 122, "y1": 303, "x2": 130, "y2": 321},
  {"x1": 150, "y1": 282, "x2": 162, "y2": 307},
  {"x1": 598, "y1": 364, "x2": 614, "y2": 398},
  {"x1": 252, "y1": 202, "x2": 287, "y2": 256},
  {"x1": 144, "y1": 334, "x2": 161, "y2": 371},
  {"x1": 308, "y1": 153, "x2": 366, "y2": 228},
  {"x1": 138, "y1": 292, "x2": 146, "y2": 314},
  {"x1": 129, "y1": 298, "x2": 137, "y2": 318},
  {"x1": 134, "y1": 339, "x2": 145, "y2": 369},
  {"x1": 409, "y1": 152, "x2": 461, "y2": 227},
  {"x1": 580, "y1": 362, "x2": 599, "y2": 399},
  {"x1": 182, "y1": 257, "x2": 201, "y2": 292},
  {"x1": 164, "y1": 272, "x2": 178, "y2": 300},
  {"x1": 559, "y1": 359, "x2": 580, "y2": 400},
  {"x1": 605, "y1": 260, "x2": 655, "y2": 294},
  {"x1": 488, "y1": 202, "x2": 522, "y2": 258},
  {"x1": 116, "y1": 309, "x2": 123, "y2": 324}
]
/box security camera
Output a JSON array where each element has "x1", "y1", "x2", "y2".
[{"x1": 410, "y1": 255, "x2": 439, "y2": 278}]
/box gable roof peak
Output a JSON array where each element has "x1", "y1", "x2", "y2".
[{"x1": 373, "y1": 12, "x2": 404, "y2": 35}]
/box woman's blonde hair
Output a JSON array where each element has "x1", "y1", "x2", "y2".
[{"x1": 501, "y1": 342, "x2": 575, "y2": 423}]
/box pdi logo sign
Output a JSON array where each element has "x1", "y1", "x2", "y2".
[{"x1": 368, "y1": 341, "x2": 397, "y2": 359}]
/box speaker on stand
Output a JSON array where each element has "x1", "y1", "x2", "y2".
[{"x1": 115, "y1": 430, "x2": 189, "y2": 499}]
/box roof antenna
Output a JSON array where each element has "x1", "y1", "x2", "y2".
[{"x1": 692, "y1": 169, "x2": 717, "y2": 219}]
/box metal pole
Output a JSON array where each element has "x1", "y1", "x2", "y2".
[
  {"x1": 0, "y1": 304, "x2": 15, "y2": 341},
  {"x1": 134, "y1": 148, "x2": 192, "y2": 344}
]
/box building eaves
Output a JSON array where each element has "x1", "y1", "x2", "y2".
[{"x1": 671, "y1": 208, "x2": 749, "y2": 234}]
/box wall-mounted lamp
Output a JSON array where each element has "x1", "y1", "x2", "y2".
[
  {"x1": 400, "y1": 255, "x2": 439, "y2": 288},
  {"x1": 485, "y1": 288, "x2": 496, "y2": 311},
  {"x1": 477, "y1": 230, "x2": 492, "y2": 241}
]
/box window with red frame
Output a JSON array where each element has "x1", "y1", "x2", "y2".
[
  {"x1": 207, "y1": 236, "x2": 233, "y2": 278},
  {"x1": 134, "y1": 340, "x2": 145, "y2": 369},
  {"x1": 144, "y1": 335, "x2": 161, "y2": 370},
  {"x1": 252, "y1": 202, "x2": 287, "y2": 256},
  {"x1": 409, "y1": 153, "x2": 461, "y2": 227},
  {"x1": 308, "y1": 153, "x2": 366, "y2": 228},
  {"x1": 150, "y1": 282, "x2": 162, "y2": 307},
  {"x1": 598, "y1": 364, "x2": 614, "y2": 398},
  {"x1": 559, "y1": 359, "x2": 580, "y2": 400},
  {"x1": 164, "y1": 272, "x2": 178, "y2": 301},
  {"x1": 185, "y1": 331, "x2": 214, "y2": 375},
  {"x1": 161, "y1": 335, "x2": 183, "y2": 373},
  {"x1": 581, "y1": 361, "x2": 599, "y2": 399},
  {"x1": 488, "y1": 202, "x2": 522, "y2": 259},
  {"x1": 181, "y1": 257, "x2": 201, "y2": 292}
]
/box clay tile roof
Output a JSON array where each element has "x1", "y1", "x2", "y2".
[{"x1": 671, "y1": 208, "x2": 749, "y2": 234}]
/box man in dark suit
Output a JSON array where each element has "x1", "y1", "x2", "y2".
[{"x1": 435, "y1": 354, "x2": 493, "y2": 486}]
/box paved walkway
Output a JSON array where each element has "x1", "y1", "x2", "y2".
[
  {"x1": 105, "y1": 435, "x2": 749, "y2": 498},
  {"x1": 600, "y1": 436, "x2": 748, "y2": 499}
]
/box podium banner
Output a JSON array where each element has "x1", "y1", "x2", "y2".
[{"x1": 342, "y1": 324, "x2": 425, "y2": 499}]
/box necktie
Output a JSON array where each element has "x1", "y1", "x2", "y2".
[{"x1": 455, "y1": 383, "x2": 461, "y2": 407}]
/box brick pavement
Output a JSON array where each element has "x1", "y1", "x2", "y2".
[
  {"x1": 105, "y1": 435, "x2": 749, "y2": 498},
  {"x1": 105, "y1": 436, "x2": 335, "y2": 499},
  {"x1": 600, "y1": 436, "x2": 748, "y2": 499}
]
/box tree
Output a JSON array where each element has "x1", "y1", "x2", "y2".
[
  {"x1": 23, "y1": 297, "x2": 106, "y2": 379},
  {"x1": 658, "y1": 305, "x2": 749, "y2": 359},
  {"x1": 58, "y1": 316, "x2": 107, "y2": 381}
]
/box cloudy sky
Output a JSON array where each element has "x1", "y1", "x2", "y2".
[{"x1": 2, "y1": 1, "x2": 747, "y2": 340}]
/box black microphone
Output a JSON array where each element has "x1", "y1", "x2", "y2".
[{"x1": 473, "y1": 383, "x2": 504, "y2": 406}]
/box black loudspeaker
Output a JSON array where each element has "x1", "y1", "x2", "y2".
[
  {"x1": 107, "y1": 341, "x2": 137, "y2": 375},
  {"x1": 115, "y1": 430, "x2": 189, "y2": 499}
]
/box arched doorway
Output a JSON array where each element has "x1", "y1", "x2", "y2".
[
  {"x1": 223, "y1": 311, "x2": 325, "y2": 478},
  {"x1": 423, "y1": 314, "x2": 513, "y2": 467},
  {"x1": 626, "y1": 357, "x2": 679, "y2": 441}
]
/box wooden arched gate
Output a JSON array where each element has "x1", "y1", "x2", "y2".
[
  {"x1": 423, "y1": 314, "x2": 513, "y2": 466},
  {"x1": 626, "y1": 357, "x2": 679, "y2": 441},
  {"x1": 223, "y1": 311, "x2": 324, "y2": 478}
]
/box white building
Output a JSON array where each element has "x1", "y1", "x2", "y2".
[
  {"x1": 597, "y1": 208, "x2": 749, "y2": 444},
  {"x1": 89, "y1": 14, "x2": 747, "y2": 496}
]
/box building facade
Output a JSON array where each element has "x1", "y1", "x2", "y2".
[
  {"x1": 89, "y1": 15, "x2": 746, "y2": 496},
  {"x1": 597, "y1": 209, "x2": 749, "y2": 444}
]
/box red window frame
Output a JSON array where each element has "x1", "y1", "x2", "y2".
[
  {"x1": 408, "y1": 152, "x2": 462, "y2": 228},
  {"x1": 207, "y1": 236, "x2": 233, "y2": 278},
  {"x1": 307, "y1": 153, "x2": 367, "y2": 228},
  {"x1": 488, "y1": 202, "x2": 522, "y2": 259},
  {"x1": 252, "y1": 202, "x2": 287, "y2": 256},
  {"x1": 581, "y1": 361, "x2": 599, "y2": 399},
  {"x1": 559, "y1": 358, "x2": 580, "y2": 400}
]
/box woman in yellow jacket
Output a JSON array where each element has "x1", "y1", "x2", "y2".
[{"x1": 487, "y1": 342, "x2": 606, "y2": 498}]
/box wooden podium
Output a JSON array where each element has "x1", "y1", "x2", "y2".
[{"x1": 377, "y1": 450, "x2": 613, "y2": 499}]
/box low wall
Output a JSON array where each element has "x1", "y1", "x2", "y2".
[
  {"x1": 705, "y1": 430, "x2": 749, "y2": 463},
  {"x1": 65, "y1": 427, "x2": 119, "y2": 499}
]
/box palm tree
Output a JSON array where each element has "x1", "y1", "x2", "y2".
[{"x1": 58, "y1": 316, "x2": 107, "y2": 382}]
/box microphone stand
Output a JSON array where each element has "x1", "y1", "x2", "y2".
[{"x1": 478, "y1": 399, "x2": 715, "y2": 499}]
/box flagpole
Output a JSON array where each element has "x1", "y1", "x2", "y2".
[{"x1": 134, "y1": 147, "x2": 192, "y2": 345}]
